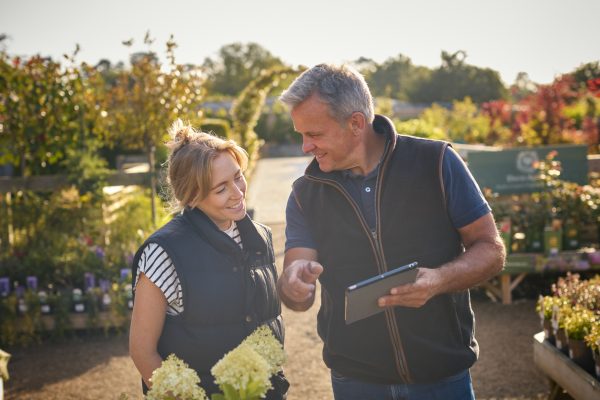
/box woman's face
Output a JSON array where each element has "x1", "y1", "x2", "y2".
[{"x1": 194, "y1": 151, "x2": 247, "y2": 230}]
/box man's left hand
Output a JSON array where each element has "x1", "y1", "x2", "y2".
[{"x1": 377, "y1": 267, "x2": 441, "y2": 308}]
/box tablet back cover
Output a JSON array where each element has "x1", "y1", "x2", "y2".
[{"x1": 345, "y1": 265, "x2": 418, "y2": 324}]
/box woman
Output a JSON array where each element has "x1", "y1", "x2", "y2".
[{"x1": 129, "y1": 120, "x2": 287, "y2": 398}]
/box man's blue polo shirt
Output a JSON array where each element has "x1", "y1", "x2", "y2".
[{"x1": 285, "y1": 146, "x2": 491, "y2": 251}]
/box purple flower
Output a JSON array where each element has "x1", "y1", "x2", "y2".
[
  {"x1": 26, "y1": 276, "x2": 38, "y2": 291},
  {"x1": 0, "y1": 277, "x2": 9, "y2": 297},
  {"x1": 99, "y1": 279, "x2": 110, "y2": 293},
  {"x1": 120, "y1": 268, "x2": 130, "y2": 282},
  {"x1": 84, "y1": 272, "x2": 96, "y2": 291},
  {"x1": 95, "y1": 246, "x2": 105, "y2": 260}
]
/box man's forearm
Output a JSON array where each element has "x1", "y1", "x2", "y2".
[{"x1": 433, "y1": 238, "x2": 505, "y2": 296}]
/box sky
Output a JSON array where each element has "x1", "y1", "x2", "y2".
[{"x1": 1, "y1": 0, "x2": 599, "y2": 86}]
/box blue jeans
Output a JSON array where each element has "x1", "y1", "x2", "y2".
[{"x1": 330, "y1": 369, "x2": 475, "y2": 400}]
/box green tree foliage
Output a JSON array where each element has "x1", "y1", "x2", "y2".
[
  {"x1": 101, "y1": 32, "x2": 205, "y2": 225},
  {"x1": 395, "y1": 68, "x2": 599, "y2": 149},
  {"x1": 445, "y1": 97, "x2": 493, "y2": 143},
  {"x1": 401, "y1": 98, "x2": 492, "y2": 143},
  {"x1": 479, "y1": 100, "x2": 515, "y2": 145},
  {"x1": 102, "y1": 33, "x2": 205, "y2": 153},
  {"x1": 572, "y1": 61, "x2": 600, "y2": 89},
  {"x1": 93, "y1": 58, "x2": 125, "y2": 88},
  {"x1": 199, "y1": 118, "x2": 232, "y2": 139},
  {"x1": 254, "y1": 101, "x2": 298, "y2": 144},
  {"x1": 230, "y1": 66, "x2": 303, "y2": 168},
  {"x1": 412, "y1": 51, "x2": 507, "y2": 104},
  {"x1": 509, "y1": 72, "x2": 537, "y2": 102},
  {"x1": 394, "y1": 118, "x2": 447, "y2": 141},
  {"x1": 359, "y1": 54, "x2": 431, "y2": 101},
  {"x1": 0, "y1": 43, "x2": 110, "y2": 188},
  {"x1": 203, "y1": 42, "x2": 286, "y2": 97},
  {"x1": 1, "y1": 47, "x2": 96, "y2": 177}
]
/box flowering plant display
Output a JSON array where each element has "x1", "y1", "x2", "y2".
[
  {"x1": 537, "y1": 295, "x2": 561, "y2": 320},
  {"x1": 142, "y1": 325, "x2": 286, "y2": 400}
]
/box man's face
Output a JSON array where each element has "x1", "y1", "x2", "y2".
[{"x1": 290, "y1": 94, "x2": 358, "y2": 173}]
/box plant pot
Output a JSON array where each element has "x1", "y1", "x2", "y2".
[
  {"x1": 567, "y1": 337, "x2": 595, "y2": 374},
  {"x1": 542, "y1": 318, "x2": 555, "y2": 345},
  {"x1": 593, "y1": 350, "x2": 600, "y2": 380},
  {"x1": 554, "y1": 327, "x2": 569, "y2": 355}
]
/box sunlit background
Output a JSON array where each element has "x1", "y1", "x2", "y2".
[{"x1": 1, "y1": 0, "x2": 599, "y2": 85}]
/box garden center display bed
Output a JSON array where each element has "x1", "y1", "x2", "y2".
[
  {"x1": 16, "y1": 311, "x2": 132, "y2": 331},
  {"x1": 533, "y1": 331, "x2": 600, "y2": 400},
  {"x1": 483, "y1": 250, "x2": 600, "y2": 304}
]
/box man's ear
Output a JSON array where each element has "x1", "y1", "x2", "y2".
[{"x1": 349, "y1": 112, "x2": 366, "y2": 134}]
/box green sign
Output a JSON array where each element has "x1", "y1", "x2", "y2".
[{"x1": 468, "y1": 145, "x2": 588, "y2": 194}]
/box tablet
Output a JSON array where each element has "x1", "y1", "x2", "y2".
[{"x1": 345, "y1": 262, "x2": 418, "y2": 325}]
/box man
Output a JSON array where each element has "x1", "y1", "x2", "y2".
[{"x1": 277, "y1": 64, "x2": 505, "y2": 400}]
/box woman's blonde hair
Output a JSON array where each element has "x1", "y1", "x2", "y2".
[{"x1": 165, "y1": 119, "x2": 248, "y2": 213}]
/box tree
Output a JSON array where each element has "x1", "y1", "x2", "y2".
[
  {"x1": 516, "y1": 75, "x2": 579, "y2": 146},
  {"x1": 510, "y1": 72, "x2": 536, "y2": 102},
  {"x1": 362, "y1": 54, "x2": 407, "y2": 99},
  {"x1": 572, "y1": 61, "x2": 600, "y2": 90},
  {"x1": 0, "y1": 46, "x2": 98, "y2": 177},
  {"x1": 102, "y1": 32, "x2": 205, "y2": 225},
  {"x1": 202, "y1": 42, "x2": 285, "y2": 97},
  {"x1": 360, "y1": 54, "x2": 431, "y2": 101},
  {"x1": 480, "y1": 100, "x2": 515, "y2": 145},
  {"x1": 230, "y1": 66, "x2": 303, "y2": 168},
  {"x1": 412, "y1": 50, "x2": 507, "y2": 104}
]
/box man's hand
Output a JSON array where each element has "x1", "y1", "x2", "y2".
[
  {"x1": 377, "y1": 267, "x2": 442, "y2": 308},
  {"x1": 377, "y1": 213, "x2": 506, "y2": 309},
  {"x1": 278, "y1": 259, "x2": 323, "y2": 310}
]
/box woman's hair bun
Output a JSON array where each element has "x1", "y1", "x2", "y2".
[
  {"x1": 168, "y1": 119, "x2": 191, "y2": 143},
  {"x1": 167, "y1": 119, "x2": 196, "y2": 154}
]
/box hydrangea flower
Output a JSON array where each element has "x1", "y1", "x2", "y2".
[
  {"x1": 142, "y1": 326, "x2": 285, "y2": 400},
  {"x1": 211, "y1": 343, "x2": 271, "y2": 400},
  {"x1": 211, "y1": 325, "x2": 286, "y2": 400},
  {"x1": 146, "y1": 354, "x2": 207, "y2": 400},
  {"x1": 240, "y1": 325, "x2": 286, "y2": 375}
]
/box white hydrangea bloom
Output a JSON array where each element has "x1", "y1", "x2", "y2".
[
  {"x1": 241, "y1": 325, "x2": 286, "y2": 375},
  {"x1": 211, "y1": 343, "x2": 271, "y2": 399},
  {"x1": 146, "y1": 354, "x2": 207, "y2": 400}
]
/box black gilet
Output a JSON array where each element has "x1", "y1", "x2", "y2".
[
  {"x1": 292, "y1": 115, "x2": 478, "y2": 385},
  {"x1": 132, "y1": 207, "x2": 287, "y2": 398}
]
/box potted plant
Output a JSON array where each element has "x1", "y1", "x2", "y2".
[
  {"x1": 564, "y1": 305, "x2": 596, "y2": 374},
  {"x1": 552, "y1": 299, "x2": 572, "y2": 354},
  {"x1": 585, "y1": 320, "x2": 600, "y2": 380},
  {"x1": 537, "y1": 295, "x2": 559, "y2": 343}
]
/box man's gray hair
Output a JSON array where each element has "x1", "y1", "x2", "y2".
[{"x1": 279, "y1": 64, "x2": 374, "y2": 124}]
